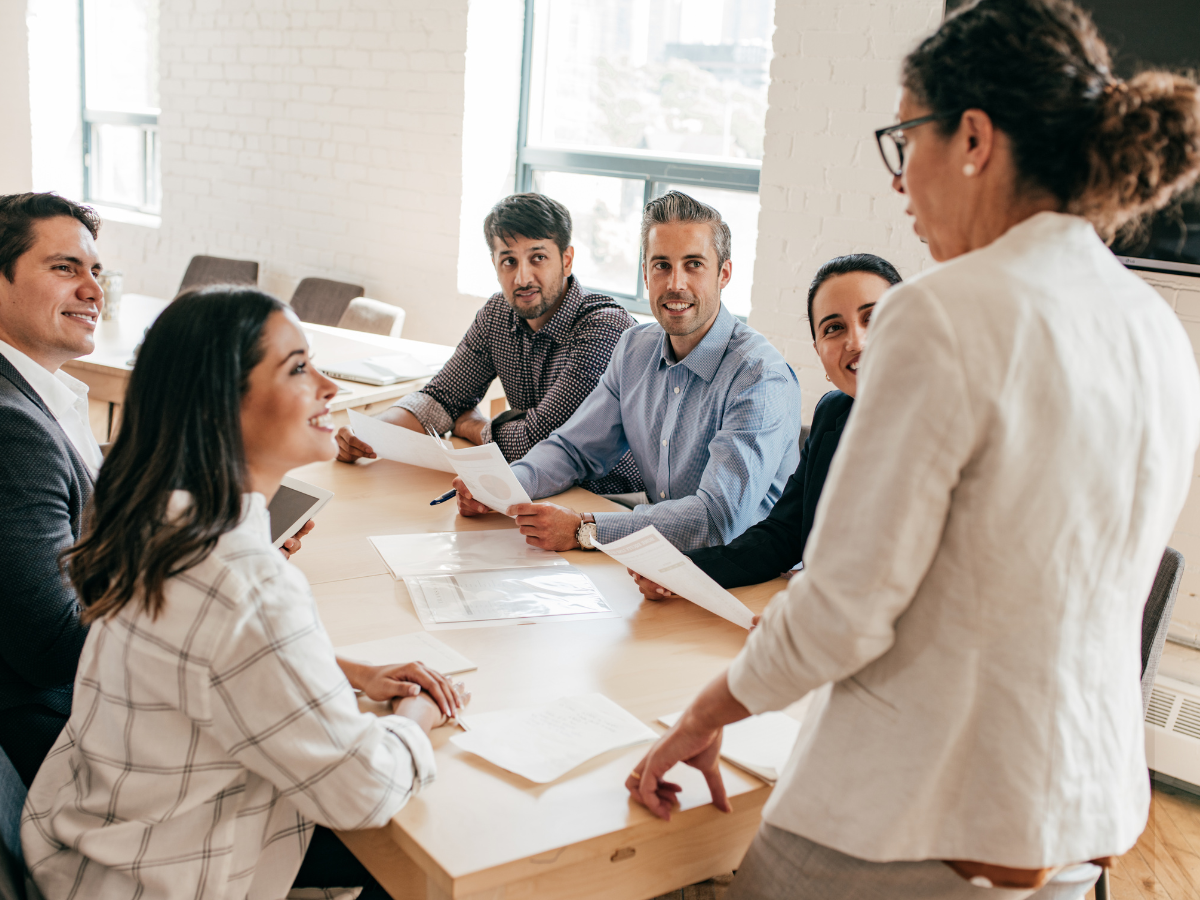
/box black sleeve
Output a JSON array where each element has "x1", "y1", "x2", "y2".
[
  {"x1": 0, "y1": 410, "x2": 89, "y2": 689},
  {"x1": 684, "y1": 437, "x2": 809, "y2": 589}
]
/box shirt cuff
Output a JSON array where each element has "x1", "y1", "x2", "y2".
[
  {"x1": 479, "y1": 418, "x2": 492, "y2": 444},
  {"x1": 379, "y1": 714, "x2": 437, "y2": 794},
  {"x1": 726, "y1": 614, "x2": 805, "y2": 715},
  {"x1": 592, "y1": 512, "x2": 629, "y2": 545},
  {"x1": 393, "y1": 392, "x2": 454, "y2": 437}
]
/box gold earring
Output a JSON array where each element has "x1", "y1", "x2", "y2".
[
  {"x1": 825, "y1": 374, "x2": 832, "y2": 382},
  {"x1": 963, "y1": 163, "x2": 977, "y2": 177}
]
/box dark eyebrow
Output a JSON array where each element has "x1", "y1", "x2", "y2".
[
  {"x1": 278, "y1": 348, "x2": 307, "y2": 367},
  {"x1": 818, "y1": 312, "x2": 844, "y2": 327},
  {"x1": 649, "y1": 253, "x2": 708, "y2": 262},
  {"x1": 46, "y1": 254, "x2": 96, "y2": 268},
  {"x1": 858, "y1": 302, "x2": 877, "y2": 311}
]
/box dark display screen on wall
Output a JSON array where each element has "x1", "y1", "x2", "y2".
[{"x1": 942, "y1": 0, "x2": 1200, "y2": 275}]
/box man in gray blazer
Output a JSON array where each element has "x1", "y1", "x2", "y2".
[{"x1": 0, "y1": 193, "x2": 107, "y2": 786}]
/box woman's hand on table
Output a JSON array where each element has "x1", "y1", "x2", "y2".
[
  {"x1": 360, "y1": 661, "x2": 462, "y2": 716},
  {"x1": 279, "y1": 519, "x2": 315, "y2": 559},
  {"x1": 391, "y1": 680, "x2": 472, "y2": 735},
  {"x1": 629, "y1": 569, "x2": 676, "y2": 600},
  {"x1": 452, "y1": 476, "x2": 494, "y2": 517}
]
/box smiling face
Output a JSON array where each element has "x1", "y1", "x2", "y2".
[
  {"x1": 811, "y1": 271, "x2": 893, "y2": 398},
  {"x1": 644, "y1": 220, "x2": 732, "y2": 358},
  {"x1": 239, "y1": 310, "x2": 339, "y2": 497},
  {"x1": 491, "y1": 234, "x2": 574, "y2": 330},
  {"x1": 0, "y1": 216, "x2": 104, "y2": 371}
]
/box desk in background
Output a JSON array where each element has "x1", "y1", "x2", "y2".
[
  {"x1": 65, "y1": 294, "x2": 481, "y2": 441},
  {"x1": 288, "y1": 454, "x2": 790, "y2": 900}
]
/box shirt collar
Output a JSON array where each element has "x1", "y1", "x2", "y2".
[
  {"x1": 508, "y1": 275, "x2": 584, "y2": 344},
  {"x1": 0, "y1": 338, "x2": 88, "y2": 420},
  {"x1": 657, "y1": 303, "x2": 736, "y2": 383}
]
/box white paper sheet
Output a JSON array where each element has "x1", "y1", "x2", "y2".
[
  {"x1": 452, "y1": 693, "x2": 657, "y2": 783},
  {"x1": 347, "y1": 409, "x2": 456, "y2": 473},
  {"x1": 593, "y1": 526, "x2": 755, "y2": 629},
  {"x1": 369, "y1": 530, "x2": 566, "y2": 578},
  {"x1": 404, "y1": 566, "x2": 614, "y2": 630},
  {"x1": 334, "y1": 631, "x2": 477, "y2": 675},
  {"x1": 658, "y1": 710, "x2": 801, "y2": 783},
  {"x1": 442, "y1": 442, "x2": 532, "y2": 514}
]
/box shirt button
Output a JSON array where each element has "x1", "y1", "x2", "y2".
[
  {"x1": 673, "y1": 387, "x2": 680, "y2": 394},
  {"x1": 659, "y1": 491, "x2": 666, "y2": 498},
  {"x1": 661, "y1": 439, "x2": 667, "y2": 446}
]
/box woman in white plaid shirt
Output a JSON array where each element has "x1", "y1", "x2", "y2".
[{"x1": 22, "y1": 288, "x2": 467, "y2": 900}]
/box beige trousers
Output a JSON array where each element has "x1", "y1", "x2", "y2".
[{"x1": 726, "y1": 825, "x2": 1101, "y2": 900}]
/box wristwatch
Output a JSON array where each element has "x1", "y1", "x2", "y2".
[{"x1": 575, "y1": 513, "x2": 598, "y2": 550}]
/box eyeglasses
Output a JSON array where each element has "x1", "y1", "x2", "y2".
[{"x1": 874, "y1": 112, "x2": 961, "y2": 177}]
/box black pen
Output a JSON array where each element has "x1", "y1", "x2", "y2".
[{"x1": 430, "y1": 489, "x2": 457, "y2": 506}]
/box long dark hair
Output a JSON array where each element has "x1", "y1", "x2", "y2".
[
  {"x1": 67, "y1": 287, "x2": 287, "y2": 623},
  {"x1": 807, "y1": 253, "x2": 902, "y2": 338},
  {"x1": 903, "y1": 0, "x2": 1200, "y2": 239}
]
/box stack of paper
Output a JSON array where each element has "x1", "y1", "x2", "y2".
[
  {"x1": 657, "y1": 711, "x2": 801, "y2": 783},
  {"x1": 405, "y1": 566, "x2": 616, "y2": 630},
  {"x1": 346, "y1": 410, "x2": 531, "y2": 514},
  {"x1": 335, "y1": 631, "x2": 477, "y2": 675},
  {"x1": 369, "y1": 530, "x2": 565, "y2": 579},
  {"x1": 452, "y1": 693, "x2": 657, "y2": 783},
  {"x1": 594, "y1": 526, "x2": 755, "y2": 629}
]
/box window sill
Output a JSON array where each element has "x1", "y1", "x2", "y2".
[{"x1": 92, "y1": 203, "x2": 161, "y2": 229}]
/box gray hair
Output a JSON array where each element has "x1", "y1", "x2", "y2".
[{"x1": 640, "y1": 191, "x2": 732, "y2": 269}]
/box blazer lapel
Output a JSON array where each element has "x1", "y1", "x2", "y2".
[{"x1": 0, "y1": 355, "x2": 96, "y2": 493}]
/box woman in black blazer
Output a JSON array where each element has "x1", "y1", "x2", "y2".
[{"x1": 632, "y1": 253, "x2": 902, "y2": 595}]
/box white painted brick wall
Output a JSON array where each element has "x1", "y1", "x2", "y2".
[
  {"x1": 748, "y1": 0, "x2": 944, "y2": 412},
  {"x1": 95, "y1": 0, "x2": 479, "y2": 346}
]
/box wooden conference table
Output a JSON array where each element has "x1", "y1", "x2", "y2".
[
  {"x1": 286, "y1": 454, "x2": 791, "y2": 900},
  {"x1": 63, "y1": 294, "x2": 460, "y2": 441}
]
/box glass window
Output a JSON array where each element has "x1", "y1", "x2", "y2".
[
  {"x1": 516, "y1": 0, "x2": 773, "y2": 316},
  {"x1": 82, "y1": 0, "x2": 161, "y2": 213}
]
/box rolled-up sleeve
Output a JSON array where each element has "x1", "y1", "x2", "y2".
[{"x1": 729, "y1": 285, "x2": 976, "y2": 713}]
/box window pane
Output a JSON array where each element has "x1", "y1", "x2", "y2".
[
  {"x1": 661, "y1": 184, "x2": 758, "y2": 317},
  {"x1": 84, "y1": 0, "x2": 159, "y2": 111},
  {"x1": 532, "y1": 171, "x2": 644, "y2": 298},
  {"x1": 90, "y1": 123, "x2": 146, "y2": 209},
  {"x1": 527, "y1": 0, "x2": 774, "y2": 161}
]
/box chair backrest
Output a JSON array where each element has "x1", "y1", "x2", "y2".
[
  {"x1": 176, "y1": 255, "x2": 259, "y2": 297},
  {"x1": 798, "y1": 424, "x2": 811, "y2": 453},
  {"x1": 289, "y1": 278, "x2": 364, "y2": 327},
  {"x1": 336, "y1": 297, "x2": 405, "y2": 338},
  {"x1": 0, "y1": 747, "x2": 27, "y2": 900},
  {"x1": 1141, "y1": 547, "x2": 1184, "y2": 714}
]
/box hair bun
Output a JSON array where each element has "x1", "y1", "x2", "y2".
[{"x1": 1081, "y1": 71, "x2": 1200, "y2": 238}]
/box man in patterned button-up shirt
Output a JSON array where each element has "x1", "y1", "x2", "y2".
[{"x1": 336, "y1": 193, "x2": 643, "y2": 496}]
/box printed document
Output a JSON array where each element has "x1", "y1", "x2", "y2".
[
  {"x1": 347, "y1": 409, "x2": 455, "y2": 473},
  {"x1": 593, "y1": 526, "x2": 755, "y2": 628},
  {"x1": 405, "y1": 566, "x2": 614, "y2": 629},
  {"x1": 370, "y1": 530, "x2": 566, "y2": 578},
  {"x1": 334, "y1": 631, "x2": 477, "y2": 675},
  {"x1": 658, "y1": 710, "x2": 801, "y2": 783},
  {"x1": 452, "y1": 693, "x2": 657, "y2": 783}
]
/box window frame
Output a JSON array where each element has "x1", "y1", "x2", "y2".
[
  {"x1": 79, "y1": 0, "x2": 162, "y2": 215},
  {"x1": 513, "y1": 0, "x2": 762, "y2": 317}
]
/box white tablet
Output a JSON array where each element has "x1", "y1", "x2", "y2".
[{"x1": 268, "y1": 476, "x2": 334, "y2": 549}]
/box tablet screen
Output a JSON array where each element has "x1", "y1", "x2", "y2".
[{"x1": 268, "y1": 484, "x2": 321, "y2": 543}]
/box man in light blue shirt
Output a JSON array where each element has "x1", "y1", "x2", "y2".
[{"x1": 453, "y1": 191, "x2": 801, "y2": 551}]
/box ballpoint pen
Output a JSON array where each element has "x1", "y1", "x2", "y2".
[{"x1": 430, "y1": 488, "x2": 457, "y2": 506}]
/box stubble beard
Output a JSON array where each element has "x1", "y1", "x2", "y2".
[{"x1": 509, "y1": 272, "x2": 564, "y2": 321}]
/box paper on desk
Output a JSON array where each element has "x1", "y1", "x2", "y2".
[
  {"x1": 369, "y1": 530, "x2": 566, "y2": 578},
  {"x1": 347, "y1": 409, "x2": 455, "y2": 473},
  {"x1": 593, "y1": 526, "x2": 755, "y2": 629},
  {"x1": 452, "y1": 693, "x2": 657, "y2": 783},
  {"x1": 657, "y1": 710, "x2": 801, "y2": 783},
  {"x1": 404, "y1": 566, "x2": 615, "y2": 629},
  {"x1": 442, "y1": 442, "x2": 532, "y2": 514},
  {"x1": 334, "y1": 631, "x2": 477, "y2": 675}
]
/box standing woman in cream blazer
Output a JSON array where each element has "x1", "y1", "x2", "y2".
[{"x1": 627, "y1": 1, "x2": 1200, "y2": 898}]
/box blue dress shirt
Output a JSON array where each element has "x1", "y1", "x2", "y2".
[{"x1": 511, "y1": 305, "x2": 802, "y2": 550}]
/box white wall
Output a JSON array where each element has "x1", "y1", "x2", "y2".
[
  {"x1": 0, "y1": 0, "x2": 34, "y2": 193},
  {"x1": 91, "y1": 0, "x2": 482, "y2": 346}
]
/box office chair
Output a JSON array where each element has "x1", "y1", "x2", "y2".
[
  {"x1": 289, "y1": 277, "x2": 364, "y2": 327},
  {"x1": 0, "y1": 746, "x2": 40, "y2": 900},
  {"x1": 176, "y1": 255, "x2": 259, "y2": 296},
  {"x1": 798, "y1": 424, "x2": 811, "y2": 453},
  {"x1": 1094, "y1": 547, "x2": 1185, "y2": 900},
  {"x1": 337, "y1": 297, "x2": 405, "y2": 337}
]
